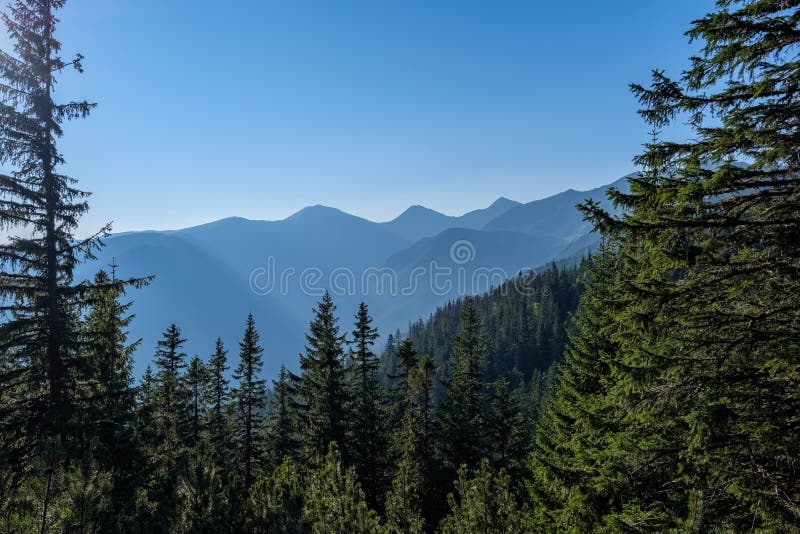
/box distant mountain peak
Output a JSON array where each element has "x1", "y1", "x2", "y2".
[
  {"x1": 394, "y1": 204, "x2": 449, "y2": 219},
  {"x1": 487, "y1": 196, "x2": 520, "y2": 209},
  {"x1": 286, "y1": 204, "x2": 348, "y2": 221}
]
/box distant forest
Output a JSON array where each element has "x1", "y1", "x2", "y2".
[{"x1": 1, "y1": 1, "x2": 799, "y2": 533}]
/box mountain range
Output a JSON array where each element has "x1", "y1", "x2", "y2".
[{"x1": 76, "y1": 174, "x2": 632, "y2": 380}]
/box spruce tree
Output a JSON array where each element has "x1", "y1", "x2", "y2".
[
  {"x1": 573, "y1": 1, "x2": 800, "y2": 528},
  {"x1": 80, "y1": 269, "x2": 142, "y2": 528},
  {"x1": 385, "y1": 356, "x2": 438, "y2": 534},
  {"x1": 0, "y1": 3, "x2": 140, "y2": 523},
  {"x1": 148, "y1": 323, "x2": 190, "y2": 528},
  {"x1": 347, "y1": 302, "x2": 388, "y2": 510},
  {"x1": 204, "y1": 338, "x2": 230, "y2": 472},
  {"x1": 153, "y1": 324, "x2": 190, "y2": 451},
  {"x1": 185, "y1": 356, "x2": 207, "y2": 451},
  {"x1": 265, "y1": 365, "x2": 299, "y2": 466},
  {"x1": 484, "y1": 378, "x2": 530, "y2": 494},
  {"x1": 230, "y1": 313, "x2": 267, "y2": 496},
  {"x1": 387, "y1": 337, "x2": 418, "y2": 430},
  {"x1": 527, "y1": 241, "x2": 625, "y2": 531},
  {"x1": 0, "y1": 0, "x2": 94, "y2": 447},
  {"x1": 296, "y1": 292, "x2": 350, "y2": 465},
  {"x1": 437, "y1": 298, "x2": 488, "y2": 476}
]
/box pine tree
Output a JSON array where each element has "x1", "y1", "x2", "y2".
[
  {"x1": 439, "y1": 461, "x2": 525, "y2": 534},
  {"x1": 527, "y1": 241, "x2": 625, "y2": 531},
  {"x1": 385, "y1": 356, "x2": 438, "y2": 534},
  {"x1": 296, "y1": 292, "x2": 350, "y2": 465},
  {"x1": 204, "y1": 338, "x2": 230, "y2": 472},
  {"x1": 185, "y1": 356, "x2": 207, "y2": 451},
  {"x1": 437, "y1": 298, "x2": 488, "y2": 475},
  {"x1": 387, "y1": 337, "x2": 418, "y2": 430},
  {"x1": 265, "y1": 365, "x2": 299, "y2": 466},
  {"x1": 247, "y1": 457, "x2": 305, "y2": 534},
  {"x1": 153, "y1": 324, "x2": 190, "y2": 451},
  {"x1": 230, "y1": 313, "x2": 267, "y2": 496},
  {"x1": 573, "y1": 1, "x2": 800, "y2": 528},
  {"x1": 0, "y1": 3, "x2": 143, "y2": 524},
  {"x1": 80, "y1": 268, "x2": 143, "y2": 528},
  {"x1": 484, "y1": 378, "x2": 530, "y2": 494},
  {"x1": 148, "y1": 323, "x2": 190, "y2": 528},
  {"x1": 347, "y1": 302, "x2": 388, "y2": 510},
  {"x1": 0, "y1": 0, "x2": 94, "y2": 447},
  {"x1": 182, "y1": 353, "x2": 209, "y2": 528},
  {"x1": 303, "y1": 445, "x2": 381, "y2": 534}
]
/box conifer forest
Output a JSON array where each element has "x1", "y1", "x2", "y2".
[{"x1": 0, "y1": 1, "x2": 799, "y2": 532}]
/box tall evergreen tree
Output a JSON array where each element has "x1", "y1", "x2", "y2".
[
  {"x1": 571, "y1": 1, "x2": 800, "y2": 528},
  {"x1": 347, "y1": 302, "x2": 388, "y2": 510},
  {"x1": 0, "y1": 5, "x2": 144, "y2": 525},
  {"x1": 385, "y1": 356, "x2": 438, "y2": 534},
  {"x1": 265, "y1": 365, "x2": 299, "y2": 466},
  {"x1": 204, "y1": 338, "x2": 230, "y2": 472},
  {"x1": 387, "y1": 337, "x2": 418, "y2": 429},
  {"x1": 184, "y1": 356, "x2": 207, "y2": 451},
  {"x1": 0, "y1": 0, "x2": 95, "y2": 449},
  {"x1": 230, "y1": 313, "x2": 267, "y2": 496},
  {"x1": 527, "y1": 241, "x2": 625, "y2": 531},
  {"x1": 80, "y1": 269, "x2": 142, "y2": 528},
  {"x1": 296, "y1": 292, "x2": 350, "y2": 465},
  {"x1": 146, "y1": 323, "x2": 190, "y2": 529},
  {"x1": 484, "y1": 378, "x2": 530, "y2": 494},
  {"x1": 437, "y1": 298, "x2": 488, "y2": 475},
  {"x1": 153, "y1": 324, "x2": 190, "y2": 451}
]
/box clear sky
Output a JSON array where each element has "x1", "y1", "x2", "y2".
[{"x1": 21, "y1": 0, "x2": 715, "y2": 234}]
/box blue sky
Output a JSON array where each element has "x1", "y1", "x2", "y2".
[{"x1": 27, "y1": 0, "x2": 715, "y2": 234}]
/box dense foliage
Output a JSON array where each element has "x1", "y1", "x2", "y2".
[
  {"x1": 1, "y1": 0, "x2": 799, "y2": 532},
  {"x1": 402, "y1": 264, "x2": 581, "y2": 381}
]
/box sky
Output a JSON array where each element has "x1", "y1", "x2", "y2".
[{"x1": 7, "y1": 0, "x2": 716, "y2": 234}]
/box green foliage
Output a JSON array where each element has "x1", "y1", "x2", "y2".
[
  {"x1": 230, "y1": 313, "x2": 267, "y2": 494},
  {"x1": 439, "y1": 460, "x2": 525, "y2": 534},
  {"x1": 265, "y1": 365, "x2": 300, "y2": 466},
  {"x1": 397, "y1": 265, "x2": 582, "y2": 391},
  {"x1": 297, "y1": 292, "x2": 351, "y2": 466},
  {"x1": 437, "y1": 298, "x2": 489, "y2": 475},
  {"x1": 153, "y1": 323, "x2": 191, "y2": 453},
  {"x1": 527, "y1": 241, "x2": 625, "y2": 532},
  {"x1": 204, "y1": 338, "x2": 231, "y2": 472},
  {"x1": 384, "y1": 454, "x2": 426, "y2": 534},
  {"x1": 385, "y1": 356, "x2": 438, "y2": 533},
  {"x1": 248, "y1": 457, "x2": 306, "y2": 534},
  {"x1": 0, "y1": 0, "x2": 95, "y2": 453},
  {"x1": 347, "y1": 302, "x2": 389, "y2": 510},
  {"x1": 484, "y1": 378, "x2": 530, "y2": 494},
  {"x1": 304, "y1": 445, "x2": 382, "y2": 534},
  {"x1": 528, "y1": 1, "x2": 800, "y2": 530},
  {"x1": 173, "y1": 443, "x2": 229, "y2": 534},
  {"x1": 3, "y1": 1, "x2": 799, "y2": 531}
]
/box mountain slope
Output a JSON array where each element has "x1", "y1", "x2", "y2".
[
  {"x1": 77, "y1": 232, "x2": 304, "y2": 379},
  {"x1": 77, "y1": 174, "x2": 632, "y2": 380},
  {"x1": 381, "y1": 263, "x2": 584, "y2": 402},
  {"x1": 485, "y1": 175, "x2": 632, "y2": 237},
  {"x1": 381, "y1": 196, "x2": 521, "y2": 242}
]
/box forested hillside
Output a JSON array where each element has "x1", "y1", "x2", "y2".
[
  {"x1": 382, "y1": 262, "x2": 584, "y2": 403},
  {"x1": 1, "y1": 0, "x2": 799, "y2": 532}
]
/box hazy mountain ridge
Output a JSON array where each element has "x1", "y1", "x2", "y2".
[{"x1": 77, "y1": 175, "x2": 631, "y2": 379}]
